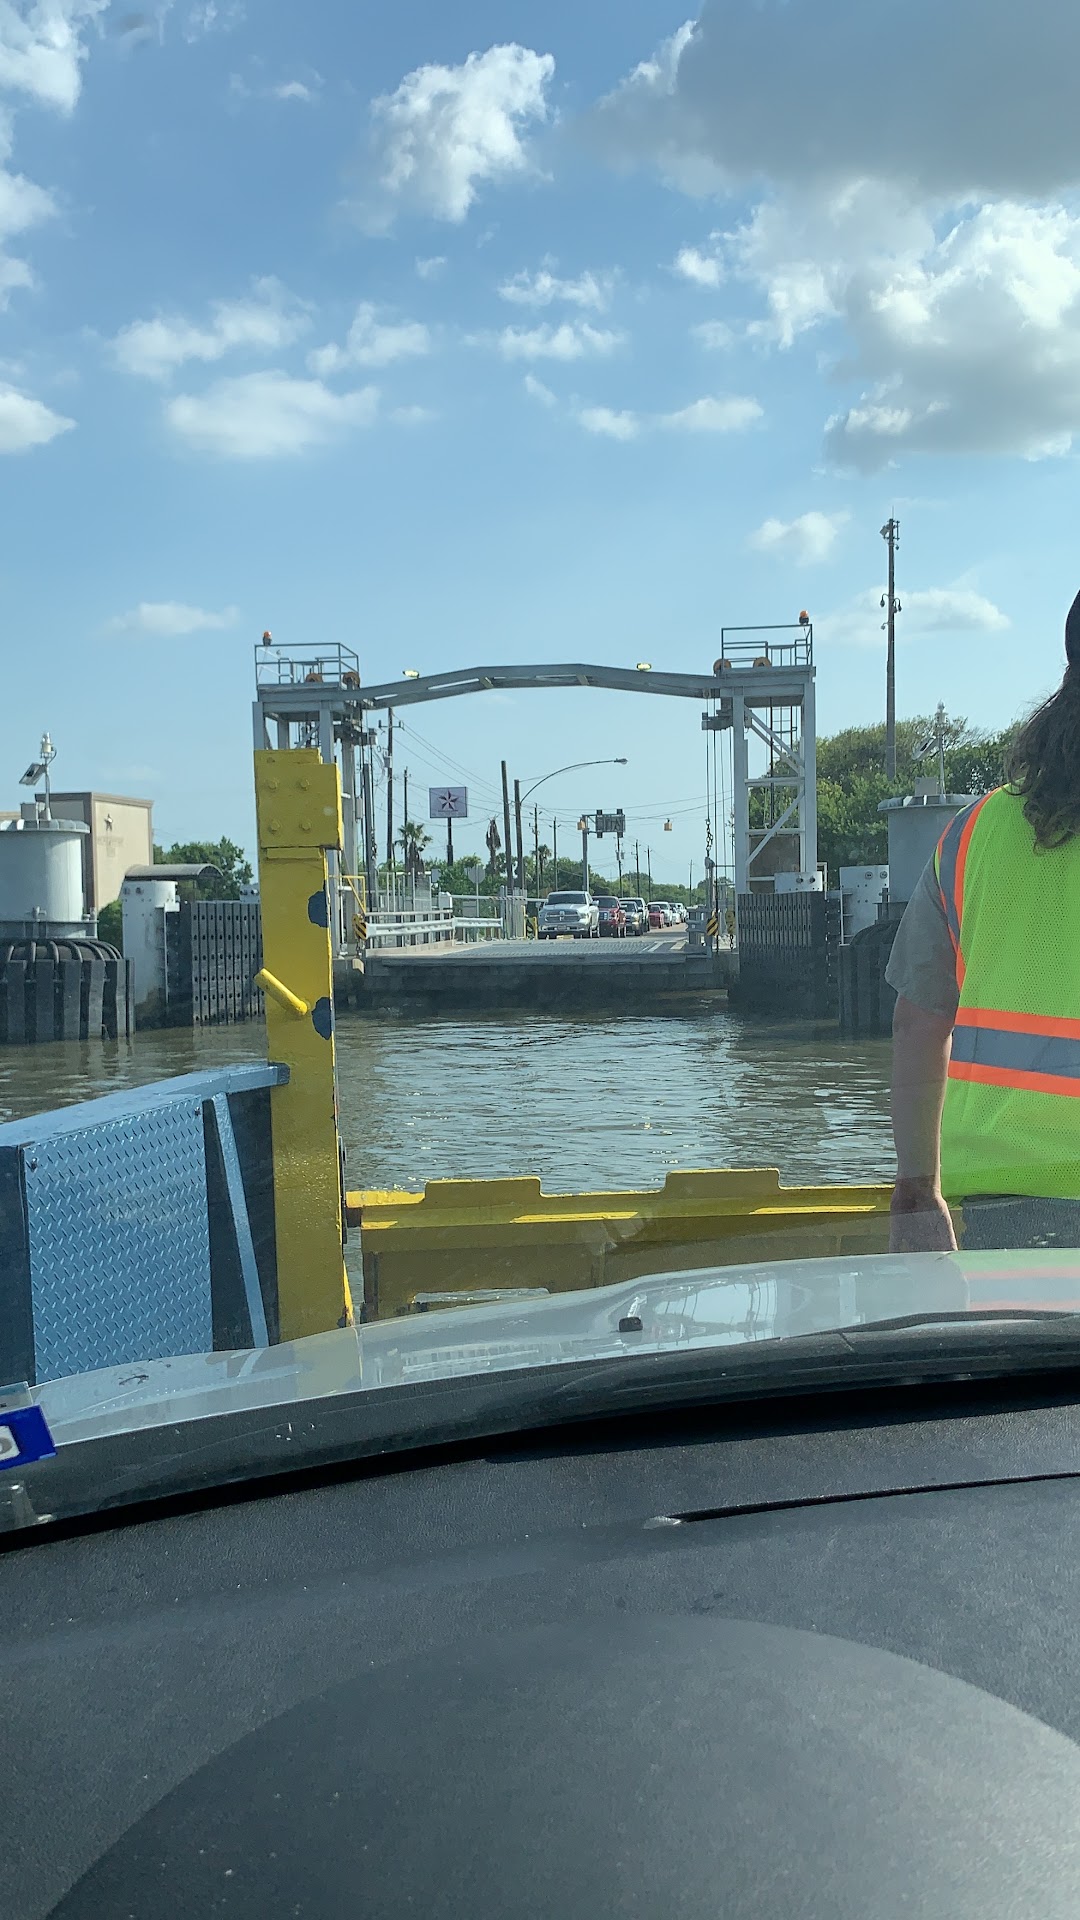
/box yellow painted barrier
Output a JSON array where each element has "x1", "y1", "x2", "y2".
[
  {"x1": 254, "y1": 747, "x2": 351, "y2": 1340},
  {"x1": 347, "y1": 1168, "x2": 893, "y2": 1319}
]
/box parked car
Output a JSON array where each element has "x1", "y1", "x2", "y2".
[
  {"x1": 620, "y1": 898, "x2": 646, "y2": 936},
  {"x1": 647, "y1": 902, "x2": 666, "y2": 930},
  {"x1": 594, "y1": 896, "x2": 627, "y2": 938},
  {"x1": 537, "y1": 891, "x2": 600, "y2": 939}
]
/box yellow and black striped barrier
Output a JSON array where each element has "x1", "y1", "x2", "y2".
[
  {"x1": 353, "y1": 909, "x2": 368, "y2": 945},
  {"x1": 706, "y1": 913, "x2": 719, "y2": 940}
]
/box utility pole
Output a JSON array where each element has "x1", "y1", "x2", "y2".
[
  {"x1": 552, "y1": 817, "x2": 558, "y2": 886},
  {"x1": 500, "y1": 761, "x2": 514, "y2": 897},
  {"x1": 635, "y1": 839, "x2": 641, "y2": 896},
  {"x1": 579, "y1": 816, "x2": 589, "y2": 891},
  {"x1": 647, "y1": 846, "x2": 652, "y2": 897},
  {"x1": 533, "y1": 805, "x2": 540, "y2": 890},
  {"x1": 617, "y1": 835, "x2": 623, "y2": 895},
  {"x1": 360, "y1": 739, "x2": 379, "y2": 909},
  {"x1": 881, "y1": 517, "x2": 901, "y2": 782},
  {"x1": 385, "y1": 710, "x2": 394, "y2": 864},
  {"x1": 513, "y1": 778, "x2": 525, "y2": 895}
]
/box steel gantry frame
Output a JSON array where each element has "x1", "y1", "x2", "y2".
[{"x1": 253, "y1": 625, "x2": 816, "y2": 913}]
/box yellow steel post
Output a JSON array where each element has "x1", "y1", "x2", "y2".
[{"x1": 253, "y1": 746, "x2": 349, "y2": 1341}]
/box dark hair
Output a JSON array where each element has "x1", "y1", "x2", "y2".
[{"x1": 1006, "y1": 666, "x2": 1080, "y2": 848}]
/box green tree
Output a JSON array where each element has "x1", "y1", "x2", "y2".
[
  {"x1": 97, "y1": 898, "x2": 123, "y2": 949},
  {"x1": 154, "y1": 838, "x2": 253, "y2": 899},
  {"x1": 804, "y1": 715, "x2": 1016, "y2": 882},
  {"x1": 398, "y1": 818, "x2": 432, "y2": 877}
]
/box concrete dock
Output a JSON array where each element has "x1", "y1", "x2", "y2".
[{"x1": 347, "y1": 931, "x2": 736, "y2": 1012}]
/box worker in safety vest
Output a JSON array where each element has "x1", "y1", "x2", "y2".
[{"x1": 888, "y1": 590, "x2": 1080, "y2": 1253}]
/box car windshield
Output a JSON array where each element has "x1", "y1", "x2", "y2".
[{"x1": 1, "y1": 0, "x2": 1078, "y2": 1532}]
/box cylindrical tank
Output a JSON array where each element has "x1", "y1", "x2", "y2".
[
  {"x1": 121, "y1": 876, "x2": 178, "y2": 1020},
  {"x1": 878, "y1": 794, "x2": 976, "y2": 906},
  {"x1": 0, "y1": 816, "x2": 90, "y2": 938}
]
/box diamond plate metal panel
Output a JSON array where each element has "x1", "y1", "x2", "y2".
[{"x1": 25, "y1": 1099, "x2": 213, "y2": 1383}]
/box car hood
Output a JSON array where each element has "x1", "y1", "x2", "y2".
[{"x1": 32, "y1": 1246, "x2": 1080, "y2": 1447}]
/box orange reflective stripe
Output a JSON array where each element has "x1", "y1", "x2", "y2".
[
  {"x1": 950, "y1": 1060, "x2": 1080, "y2": 1099},
  {"x1": 950, "y1": 792, "x2": 994, "y2": 989},
  {"x1": 955, "y1": 1007, "x2": 1080, "y2": 1042},
  {"x1": 935, "y1": 794, "x2": 994, "y2": 981}
]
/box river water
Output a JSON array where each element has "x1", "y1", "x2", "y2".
[{"x1": 0, "y1": 1010, "x2": 894, "y2": 1193}]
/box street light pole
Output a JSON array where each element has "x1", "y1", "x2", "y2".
[
  {"x1": 579, "y1": 816, "x2": 589, "y2": 891},
  {"x1": 881, "y1": 517, "x2": 901, "y2": 783},
  {"x1": 513, "y1": 779, "x2": 525, "y2": 895},
  {"x1": 519, "y1": 756, "x2": 628, "y2": 807}
]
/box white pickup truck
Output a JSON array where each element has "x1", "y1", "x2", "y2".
[{"x1": 536, "y1": 891, "x2": 600, "y2": 939}]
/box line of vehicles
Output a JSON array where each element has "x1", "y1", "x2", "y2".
[{"x1": 533, "y1": 892, "x2": 690, "y2": 940}]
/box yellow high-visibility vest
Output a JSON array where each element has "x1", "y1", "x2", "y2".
[{"x1": 935, "y1": 787, "x2": 1080, "y2": 1198}]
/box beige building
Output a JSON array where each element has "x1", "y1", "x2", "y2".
[{"x1": 43, "y1": 793, "x2": 153, "y2": 915}]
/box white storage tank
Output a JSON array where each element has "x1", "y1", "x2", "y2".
[
  {"x1": 878, "y1": 795, "x2": 975, "y2": 905},
  {"x1": 0, "y1": 814, "x2": 90, "y2": 938}
]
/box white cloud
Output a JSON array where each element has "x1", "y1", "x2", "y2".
[
  {"x1": 577, "y1": 405, "x2": 639, "y2": 440},
  {"x1": 659, "y1": 394, "x2": 762, "y2": 433},
  {"x1": 824, "y1": 201, "x2": 1080, "y2": 468},
  {"x1": 595, "y1": 11, "x2": 1080, "y2": 471},
  {"x1": 166, "y1": 372, "x2": 379, "y2": 458},
  {"x1": 358, "y1": 43, "x2": 554, "y2": 231},
  {"x1": 0, "y1": 115, "x2": 55, "y2": 304},
  {"x1": 111, "y1": 277, "x2": 310, "y2": 380},
  {"x1": 903, "y1": 589, "x2": 1010, "y2": 634},
  {"x1": 523, "y1": 372, "x2": 556, "y2": 406},
  {"x1": 749, "y1": 511, "x2": 850, "y2": 564},
  {"x1": 110, "y1": 601, "x2": 240, "y2": 636},
  {"x1": 573, "y1": 392, "x2": 759, "y2": 441},
  {"x1": 272, "y1": 79, "x2": 316, "y2": 103},
  {"x1": 307, "y1": 302, "x2": 430, "y2": 376},
  {"x1": 496, "y1": 321, "x2": 622, "y2": 362},
  {"x1": 415, "y1": 255, "x2": 446, "y2": 279},
  {"x1": 821, "y1": 585, "x2": 1010, "y2": 647},
  {"x1": 0, "y1": 381, "x2": 73, "y2": 451},
  {"x1": 673, "y1": 243, "x2": 722, "y2": 288},
  {"x1": 691, "y1": 319, "x2": 733, "y2": 350},
  {"x1": 594, "y1": 3, "x2": 1080, "y2": 203},
  {"x1": 498, "y1": 265, "x2": 614, "y2": 311},
  {"x1": 183, "y1": 2, "x2": 243, "y2": 43},
  {"x1": 389, "y1": 403, "x2": 434, "y2": 426},
  {"x1": 0, "y1": 0, "x2": 107, "y2": 114}
]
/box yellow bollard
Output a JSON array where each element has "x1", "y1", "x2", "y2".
[{"x1": 254, "y1": 747, "x2": 349, "y2": 1341}]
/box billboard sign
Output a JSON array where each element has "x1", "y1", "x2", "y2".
[{"x1": 428, "y1": 786, "x2": 468, "y2": 820}]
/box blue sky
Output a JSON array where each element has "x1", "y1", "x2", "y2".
[{"x1": 1, "y1": 0, "x2": 1078, "y2": 883}]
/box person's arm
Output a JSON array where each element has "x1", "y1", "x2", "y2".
[{"x1": 890, "y1": 994, "x2": 958, "y2": 1252}]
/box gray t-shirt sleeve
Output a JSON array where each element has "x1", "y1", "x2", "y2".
[{"x1": 884, "y1": 853, "x2": 960, "y2": 1021}]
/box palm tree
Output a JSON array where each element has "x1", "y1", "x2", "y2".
[
  {"x1": 398, "y1": 818, "x2": 431, "y2": 878},
  {"x1": 537, "y1": 844, "x2": 551, "y2": 889},
  {"x1": 485, "y1": 817, "x2": 502, "y2": 878}
]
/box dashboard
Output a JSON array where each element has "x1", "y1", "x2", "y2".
[{"x1": 5, "y1": 1376, "x2": 1080, "y2": 1916}]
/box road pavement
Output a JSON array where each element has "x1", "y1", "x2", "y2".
[{"x1": 372, "y1": 929, "x2": 695, "y2": 965}]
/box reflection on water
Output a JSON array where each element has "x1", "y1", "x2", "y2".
[{"x1": 0, "y1": 1009, "x2": 894, "y2": 1193}]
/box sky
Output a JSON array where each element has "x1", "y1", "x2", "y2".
[{"x1": 1, "y1": 0, "x2": 1078, "y2": 885}]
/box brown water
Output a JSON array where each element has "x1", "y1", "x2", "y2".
[{"x1": 0, "y1": 1010, "x2": 894, "y2": 1193}]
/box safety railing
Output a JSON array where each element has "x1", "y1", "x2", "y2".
[
  {"x1": 364, "y1": 909, "x2": 456, "y2": 949},
  {"x1": 254, "y1": 640, "x2": 362, "y2": 688}
]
